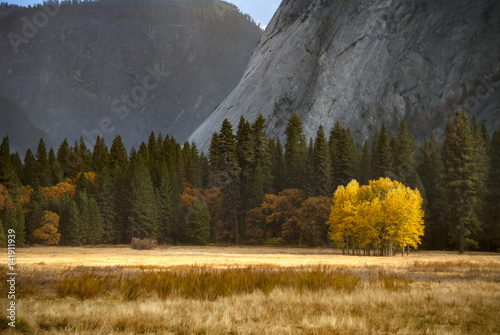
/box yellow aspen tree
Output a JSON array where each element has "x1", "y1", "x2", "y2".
[{"x1": 328, "y1": 180, "x2": 360, "y2": 255}]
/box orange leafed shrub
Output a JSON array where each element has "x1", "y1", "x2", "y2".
[{"x1": 33, "y1": 210, "x2": 61, "y2": 245}]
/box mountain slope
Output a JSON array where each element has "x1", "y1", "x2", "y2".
[
  {"x1": 189, "y1": 0, "x2": 500, "y2": 149},
  {"x1": 0, "y1": 0, "x2": 262, "y2": 150}
]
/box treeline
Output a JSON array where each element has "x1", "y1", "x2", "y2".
[{"x1": 0, "y1": 111, "x2": 499, "y2": 251}]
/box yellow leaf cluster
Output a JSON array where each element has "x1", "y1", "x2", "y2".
[{"x1": 328, "y1": 177, "x2": 424, "y2": 255}]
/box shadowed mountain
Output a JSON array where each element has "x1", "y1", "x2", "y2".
[{"x1": 0, "y1": 0, "x2": 262, "y2": 150}]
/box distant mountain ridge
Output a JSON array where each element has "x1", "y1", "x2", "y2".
[
  {"x1": 0, "y1": 0, "x2": 262, "y2": 153},
  {"x1": 189, "y1": 0, "x2": 500, "y2": 149}
]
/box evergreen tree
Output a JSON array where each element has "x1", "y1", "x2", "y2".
[
  {"x1": 91, "y1": 136, "x2": 109, "y2": 174},
  {"x1": 185, "y1": 198, "x2": 211, "y2": 245},
  {"x1": 284, "y1": 114, "x2": 307, "y2": 190},
  {"x1": 22, "y1": 149, "x2": 37, "y2": 186},
  {"x1": 10, "y1": 152, "x2": 23, "y2": 183},
  {"x1": 217, "y1": 119, "x2": 241, "y2": 244},
  {"x1": 48, "y1": 148, "x2": 63, "y2": 185},
  {"x1": 372, "y1": 125, "x2": 392, "y2": 179},
  {"x1": 75, "y1": 172, "x2": 89, "y2": 195},
  {"x1": 418, "y1": 133, "x2": 445, "y2": 249},
  {"x1": 329, "y1": 120, "x2": 342, "y2": 189},
  {"x1": 270, "y1": 138, "x2": 286, "y2": 193},
  {"x1": 393, "y1": 120, "x2": 418, "y2": 188},
  {"x1": 199, "y1": 152, "x2": 210, "y2": 188},
  {"x1": 59, "y1": 195, "x2": 81, "y2": 246},
  {"x1": 236, "y1": 116, "x2": 254, "y2": 213},
  {"x1": 305, "y1": 138, "x2": 315, "y2": 197},
  {"x1": 441, "y1": 111, "x2": 485, "y2": 253},
  {"x1": 78, "y1": 137, "x2": 92, "y2": 171},
  {"x1": 313, "y1": 125, "x2": 331, "y2": 196},
  {"x1": 0, "y1": 136, "x2": 17, "y2": 190},
  {"x1": 87, "y1": 198, "x2": 104, "y2": 245},
  {"x1": 156, "y1": 163, "x2": 175, "y2": 243},
  {"x1": 57, "y1": 139, "x2": 72, "y2": 178},
  {"x1": 35, "y1": 138, "x2": 51, "y2": 186},
  {"x1": 24, "y1": 180, "x2": 45, "y2": 244},
  {"x1": 127, "y1": 159, "x2": 158, "y2": 240},
  {"x1": 109, "y1": 135, "x2": 128, "y2": 171},
  {"x1": 335, "y1": 127, "x2": 357, "y2": 187},
  {"x1": 487, "y1": 125, "x2": 500, "y2": 251},
  {"x1": 358, "y1": 141, "x2": 371, "y2": 185},
  {"x1": 252, "y1": 114, "x2": 273, "y2": 193},
  {"x1": 75, "y1": 190, "x2": 90, "y2": 244},
  {"x1": 96, "y1": 170, "x2": 116, "y2": 244}
]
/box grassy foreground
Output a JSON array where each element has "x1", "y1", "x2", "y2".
[{"x1": 0, "y1": 247, "x2": 499, "y2": 334}]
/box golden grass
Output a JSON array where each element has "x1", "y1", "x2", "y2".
[{"x1": 0, "y1": 246, "x2": 499, "y2": 334}]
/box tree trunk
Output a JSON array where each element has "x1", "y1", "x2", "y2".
[
  {"x1": 407, "y1": 244, "x2": 409, "y2": 256},
  {"x1": 346, "y1": 236, "x2": 349, "y2": 255}
]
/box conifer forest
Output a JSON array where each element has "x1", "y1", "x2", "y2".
[{"x1": 0, "y1": 110, "x2": 499, "y2": 253}]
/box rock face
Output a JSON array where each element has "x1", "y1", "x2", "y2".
[
  {"x1": 189, "y1": 0, "x2": 500, "y2": 150},
  {"x1": 0, "y1": 0, "x2": 262, "y2": 152}
]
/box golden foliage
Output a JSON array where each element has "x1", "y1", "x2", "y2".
[
  {"x1": 33, "y1": 210, "x2": 61, "y2": 245},
  {"x1": 328, "y1": 178, "x2": 424, "y2": 255},
  {"x1": 43, "y1": 182, "x2": 76, "y2": 200}
]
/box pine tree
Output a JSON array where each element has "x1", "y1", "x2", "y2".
[
  {"x1": 87, "y1": 198, "x2": 103, "y2": 245},
  {"x1": 313, "y1": 125, "x2": 331, "y2": 196},
  {"x1": 335, "y1": 127, "x2": 357, "y2": 187},
  {"x1": 393, "y1": 120, "x2": 418, "y2": 188},
  {"x1": 96, "y1": 170, "x2": 116, "y2": 244},
  {"x1": 185, "y1": 198, "x2": 211, "y2": 245},
  {"x1": 109, "y1": 135, "x2": 128, "y2": 171},
  {"x1": 252, "y1": 114, "x2": 273, "y2": 193},
  {"x1": 305, "y1": 138, "x2": 315, "y2": 197},
  {"x1": 59, "y1": 195, "x2": 81, "y2": 246},
  {"x1": 48, "y1": 148, "x2": 63, "y2": 185},
  {"x1": 284, "y1": 114, "x2": 307, "y2": 190},
  {"x1": 236, "y1": 116, "x2": 254, "y2": 213},
  {"x1": 270, "y1": 138, "x2": 286, "y2": 193},
  {"x1": 156, "y1": 163, "x2": 175, "y2": 243},
  {"x1": 418, "y1": 133, "x2": 445, "y2": 249},
  {"x1": 57, "y1": 139, "x2": 72, "y2": 178},
  {"x1": 24, "y1": 180, "x2": 46, "y2": 244},
  {"x1": 75, "y1": 172, "x2": 89, "y2": 195},
  {"x1": 127, "y1": 159, "x2": 158, "y2": 240},
  {"x1": 75, "y1": 190, "x2": 90, "y2": 244},
  {"x1": 441, "y1": 111, "x2": 484, "y2": 253},
  {"x1": 0, "y1": 136, "x2": 18, "y2": 190},
  {"x1": 22, "y1": 149, "x2": 37, "y2": 186},
  {"x1": 218, "y1": 119, "x2": 241, "y2": 244},
  {"x1": 487, "y1": 125, "x2": 500, "y2": 251},
  {"x1": 35, "y1": 138, "x2": 51, "y2": 186},
  {"x1": 358, "y1": 141, "x2": 371, "y2": 185},
  {"x1": 91, "y1": 136, "x2": 109, "y2": 174},
  {"x1": 329, "y1": 121, "x2": 342, "y2": 189},
  {"x1": 372, "y1": 125, "x2": 392, "y2": 179}
]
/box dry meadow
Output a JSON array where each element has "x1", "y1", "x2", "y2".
[{"x1": 1, "y1": 246, "x2": 499, "y2": 334}]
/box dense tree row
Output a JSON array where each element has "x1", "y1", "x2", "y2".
[{"x1": 0, "y1": 111, "x2": 498, "y2": 252}]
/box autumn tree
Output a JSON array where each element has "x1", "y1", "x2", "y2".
[
  {"x1": 33, "y1": 210, "x2": 60, "y2": 245},
  {"x1": 299, "y1": 196, "x2": 331, "y2": 246},
  {"x1": 328, "y1": 178, "x2": 424, "y2": 256}
]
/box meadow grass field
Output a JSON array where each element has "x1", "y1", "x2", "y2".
[{"x1": 1, "y1": 246, "x2": 499, "y2": 334}]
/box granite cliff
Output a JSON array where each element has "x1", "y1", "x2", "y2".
[{"x1": 189, "y1": 0, "x2": 500, "y2": 149}]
